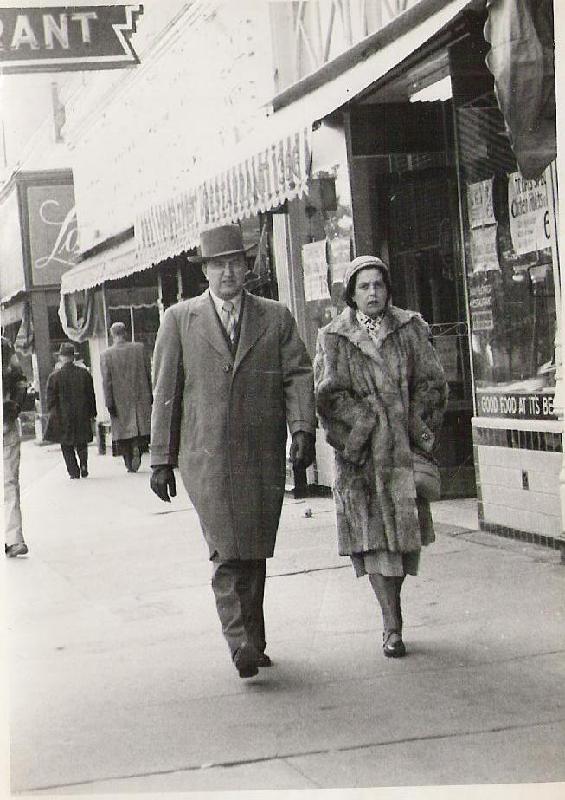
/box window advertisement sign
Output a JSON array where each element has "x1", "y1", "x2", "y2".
[
  {"x1": 507, "y1": 172, "x2": 552, "y2": 256},
  {"x1": 27, "y1": 183, "x2": 80, "y2": 287},
  {"x1": 467, "y1": 178, "x2": 500, "y2": 271},
  {"x1": 0, "y1": 188, "x2": 26, "y2": 302},
  {"x1": 302, "y1": 240, "x2": 330, "y2": 302}
]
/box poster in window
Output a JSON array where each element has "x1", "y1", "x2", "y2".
[
  {"x1": 507, "y1": 171, "x2": 552, "y2": 255},
  {"x1": 302, "y1": 240, "x2": 330, "y2": 301},
  {"x1": 470, "y1": 225, "x2": 500, "y2": 272},
  {"x1": 467, "y1": 178, "x2": 495, "y2": 228}
]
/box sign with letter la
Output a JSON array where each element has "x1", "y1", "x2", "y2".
[{"x1": 0, "y1": 5, "x2": 143, "y2": 73}]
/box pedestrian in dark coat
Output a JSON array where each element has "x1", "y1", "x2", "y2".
[
  {"x1": 314, "y1": 255, "x2": 448, "y2": 658},
  {"x1": 45, "y1": 342, "x2": 97, "y2": 479},
  {"x1": 150, "y1": 224, "x2": 316, "y2": 679},
  {"x1": 100, "y1": 322, "x2": 152, "y2": 472}
]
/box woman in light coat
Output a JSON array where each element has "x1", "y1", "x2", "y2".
[{"x1": 314, "y1": 255, "x2": 448, "y2": 657}]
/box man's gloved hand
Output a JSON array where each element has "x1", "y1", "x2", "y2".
[
  {"x1": 150, "y1": 465, "x2": 177, "y2": 503},
  {"x1": 289, "y1": 431, "x2": 316, "y2": 470},
  {"x1": 107, "y1": 405, "x2": 117, "y2": 418}
]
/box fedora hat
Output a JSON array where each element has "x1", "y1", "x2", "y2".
[
  {"x1": 58, "y1": 342, "x2": 77, "y2": 358},
  {"x1": 188, "y1": 224, "x2": 252, "y2": 264}
]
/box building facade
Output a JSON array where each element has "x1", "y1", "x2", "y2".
[{"x1": 59, "y1": 0, "x2": 562, "y2": 551}]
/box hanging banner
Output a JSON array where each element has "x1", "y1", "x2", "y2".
[
  {"x1": 0, "y1": 5, "x2": 143, "y2": 74},
  {"x1": 508, "y1": 171, "x2": 552, "y2": 255},
  {"x1": 467, "y1": 178, "x2": 496, "y2": 228},
  {"x1": 302, "y1": 240, "x2": 330, "y2": 302}
]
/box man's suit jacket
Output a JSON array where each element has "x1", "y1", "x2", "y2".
[{"x1": 151, "y1": 290, "x2": 315, "y2": 560}]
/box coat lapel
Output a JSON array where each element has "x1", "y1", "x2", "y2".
[
  {"x1": 234, "y1": 292, "x2": 267, "y2": 372},
  {"x1": 192, "y1": 291, "x2": 233, "y2": 360}
]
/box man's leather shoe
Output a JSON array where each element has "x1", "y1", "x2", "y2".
[
  {"x1": 233, "y1": 644, "x2": 259, "y2": 678},
  {"x1": 257, "y1": 653, "x2": 272, "y2": 667},
  {"x1": 383, "y1": 631, "x2": 406, "y2": 658},
  {"x1": 80, "y1": 464, "x2": 88, "y2": 478}
]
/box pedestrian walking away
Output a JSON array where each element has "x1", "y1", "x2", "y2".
[
  {"x1": 45, "y1": 342, "x2": 97, "y2": 479},
  {"x1": 150, "y1": 223, "x2": 316, "y2": 678},
  {"x1": 314, "y1": 255, "x2": 448, "y2": 658},
  {"x1": 2, "y1": 336, "x2": 29, "y2": 558},
  {"x1": 100, "y1": 321, "x2": 152, "y2": 472}
]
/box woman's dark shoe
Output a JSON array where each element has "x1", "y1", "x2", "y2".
[
  {"x1": 257, "y1": 653, "x2": 272, "y2": 667},
  {"x1": 383, "y1": 631, "x2": 406, "y2": 658},
  {"x1": 80, "y1": 464, "x2": 88, "y2": 478},
  {"x1": 5, "y1": 543, "x2": 29, "y2": 557}
]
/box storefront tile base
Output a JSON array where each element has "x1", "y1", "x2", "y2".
[{"x1": 473, "y1": 418, "x2": 563, "y2": 552}]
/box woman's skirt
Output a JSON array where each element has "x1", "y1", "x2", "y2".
[{"x1": 351, "y1": 549, "x2": 420, "y2": 578}]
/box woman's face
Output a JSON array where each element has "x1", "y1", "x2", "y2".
[{"x1": 352, "y1": 268, "x2": 388, "y2": 318}]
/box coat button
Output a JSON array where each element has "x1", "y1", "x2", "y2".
[
  {"x1": 422, "y1": 432, "x2": 430, "y2": 440},
  {"x1": 223, "y1": 364, "x2": 232, "y2": 373}
]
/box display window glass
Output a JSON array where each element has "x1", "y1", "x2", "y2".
[{"x1": 455, "y1": 95, "x2": 557, "y2": 421}]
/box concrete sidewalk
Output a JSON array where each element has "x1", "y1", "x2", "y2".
[{"x1": 4, "y1": 441, "x2": 565, "y2": 794}]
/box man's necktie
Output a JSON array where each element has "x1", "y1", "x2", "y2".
[{"x1": 221, "y1": 301, "x2": 236, "y2": 342}]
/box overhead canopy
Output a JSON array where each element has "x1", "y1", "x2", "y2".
[
  {"x1": 62, "y1": 0, "x2": 473, "y2": 295},
  {"x1": 60, "y1": 237, "x2": 139, "y2": 296}
]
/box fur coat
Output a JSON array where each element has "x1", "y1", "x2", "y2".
[{"x1": 314, "y1": 305, "x2": 448, "y2": 556}]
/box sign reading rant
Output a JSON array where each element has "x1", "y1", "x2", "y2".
[{"x1": 0, "y1": 5, "x2": 143, "y2": 73}]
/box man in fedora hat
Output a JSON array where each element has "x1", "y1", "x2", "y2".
[
  {"x1": 45, "y1": 342, "x2": 97, "y2": 479},
  {"x1": 150, "y1": 223, "x2": 316, "y2": 678}
]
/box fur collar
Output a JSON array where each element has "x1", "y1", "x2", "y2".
[{"x1": 322, "y1": 305, "x2": 421, "y2": 357}]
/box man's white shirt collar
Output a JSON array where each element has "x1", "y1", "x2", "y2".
[{"x1": 209, "y1": 288, "x2": 243, "y2": 321}]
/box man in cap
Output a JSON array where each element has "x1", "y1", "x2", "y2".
[
  {"x1": 2, "y1": 336, "x2": 29, "y2": 557},
  {"x1": 150, "y1": 223, "x2": 316, "y2": 678},
  {"x1": 45, "y1": 342, "x2": 97, "y2": 479},
  {"x1": 100, "y1": 322, "x2": 152, "y2": 472}
]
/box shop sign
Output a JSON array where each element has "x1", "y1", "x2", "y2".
[
  {"x1": 508, "y1": 171, "x2": 552, "y2": 256},
  {"x1": 0, "y1": 5, "x2": 143, "y2": 74},
  {"x1": 27, "y1": 184, "x2": 80, "y2": 286},
  {"x1": 302, "y1": 240, "x2": 330, "y2": 302},
  {"x1": 477, "y1": 391, "x2": 556, "y2": 420}
]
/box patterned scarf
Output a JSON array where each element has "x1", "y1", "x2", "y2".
[{"x1": 356, "y1": 309, "x2": 384, "y2": 340}]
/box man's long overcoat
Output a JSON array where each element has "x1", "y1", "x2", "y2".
[
  {"x1": 315, "y1": 305, "x2": 448, "y2": 555},
  {"x1": 150, "y1": 290, "x2": 315, "y2": 561},
  {"x1": 100, "y1": 340, "x2": 152, "y2": 441},
  {"x1": 45, "y1": 363, "x2": 97, "y2": 445}
]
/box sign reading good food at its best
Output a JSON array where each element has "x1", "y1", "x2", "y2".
[{"x1": 0, "y1": 5, "x2": 143, "y2": 73}]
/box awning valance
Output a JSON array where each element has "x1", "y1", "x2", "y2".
[{"x1": 61, "y1": 237, "x2": 140, "y2": 295}]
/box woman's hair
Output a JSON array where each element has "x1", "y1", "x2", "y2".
[{"x1": 343, "y1": 262, "x2": 392, "y2": 309}]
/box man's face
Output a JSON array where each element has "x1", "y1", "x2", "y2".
[
  {"x1": 203, "y1": 253, "x2": 247, "y2": 300},
  {"x1": 353, "y1": 267, "x2": 388, "y2": 318}
]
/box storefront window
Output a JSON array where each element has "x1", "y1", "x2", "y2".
[{"x1": 455, "y1": 97, "x2": 557, "y2": 421}]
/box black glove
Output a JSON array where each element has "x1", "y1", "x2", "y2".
[
  {"x1": 289, "y1": 431, "x2": 316, "y2": 470},
  {"x1": 150, "y1": 465, "x2": 177, "y2": 503}
]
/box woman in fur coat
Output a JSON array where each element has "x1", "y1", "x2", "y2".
[{"x1": 314, "y1": 255, "x2": 448, "y2": 658}]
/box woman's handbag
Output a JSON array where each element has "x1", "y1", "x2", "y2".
[{"x1": 413, "y1": 450, "x2": 441, "y2": 502}]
